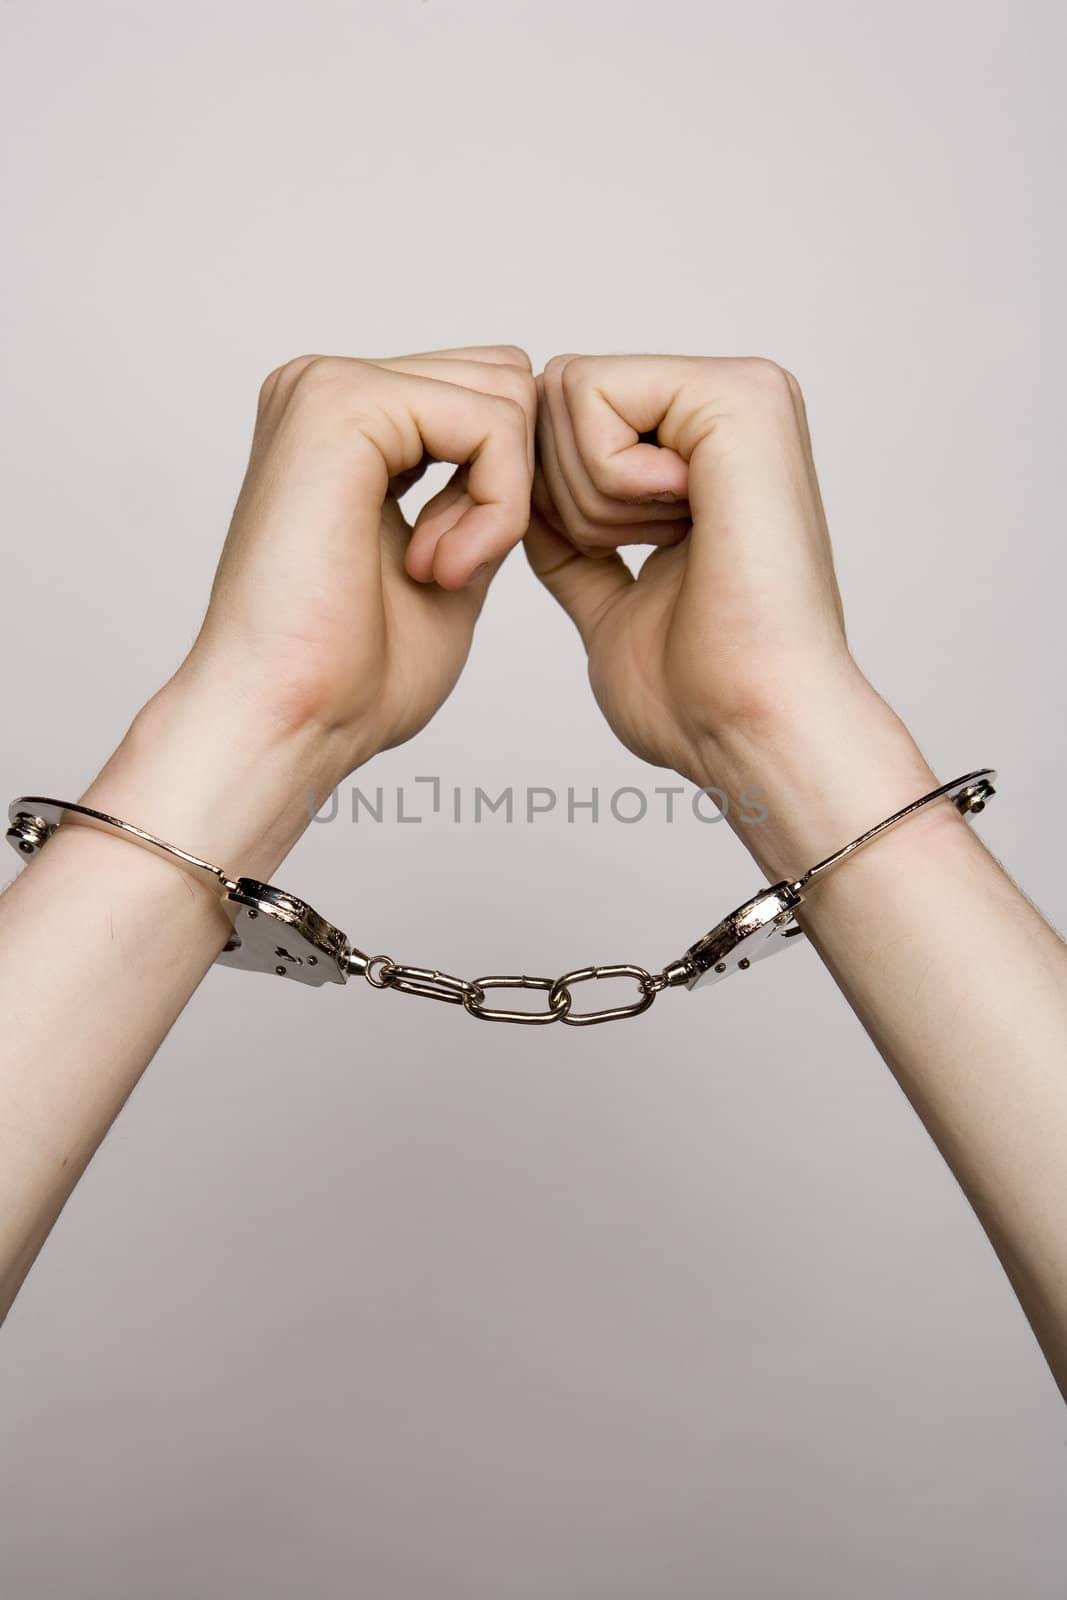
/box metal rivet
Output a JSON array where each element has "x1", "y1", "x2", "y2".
[
  {"x1": 247, "y1": 909, "x2": 258, "y2": 920},
  {"x1": 307, "y1": 956, "x2": 318, "y2": 966},
  {"x1": 18, "y1": 841, "x2": 34, "y2": 854},
  {"x1": 275, "y1": 965, "x2": 287, "y2": 976},
  {"x1": 738, "y1": 958, "x2": 751, "y2": 970},
  {"x1": 715, "y1": 963, "x2": 727, "y2": 973}
]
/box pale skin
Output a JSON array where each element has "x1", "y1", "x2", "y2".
[{"x1": 0, "y1": 347, "x2": 1064, "y2": 1400}]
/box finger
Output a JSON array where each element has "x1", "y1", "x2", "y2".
[
  {"x1": 524, "y1": 509, "x2": 632, "y2": 649},
  {"x1": 376, "y1": 492, "x2": 416, "y2": 572},
  {"x1": 535, "y1": 373, "x2": 590, "y2": 542},
  {"x1": 535, "y1": 376, "x2": 669, "y2": 550},
  {"x1": 547, "y1": 353, "x2": 687, "y2": 521},
  {"x1": 383, "y1": 373, "x2": 531, "y2": 590},
  {"x1": 387, "y1": 344, "x2": 532, "y2": 372},
  {"x1": 266, "y1": 351, "x2": 535, "y2": 487},
  {"x1": 388, "y1": 452, "x2": 435, "y2": 500},
  {"x1": 537, "y1": 355, "x2": 687, "y2": 553},
  {"x1": 379, "y1": 486, "x2": 499, "y2": 594},
  {"x1": 559, "y1": 354, "x2": 690, "y2": 503},
  {"x1": 532, "y1": 457, "x2": 571, "y2": 538},
  {"x1": 258, "y1": 348, "x2": 530, "y2": 423},
  {"x1": 534, "y1": 458, "x2": 689, "y2": 557},
  {"x1": 403, "y1": 465, "x2": 472, "y2": 576},
  {"x1": 457, "y1": 549, "x2": 504, "y2": 615},
  {"x1": 266, "y1": 358, "x2": 532, "y2": 591},
  {"x1": 625, "y1": 357, "x2": 843, "y2": 643},
  {"x1": 384, "y1": 353, "x2": 537, "y2": 499},
  {"x1": 239, "y1": 357, "x2": 396, "y2": 599},
  {"x1": 376, "y1": 356, "x2": 536, "y2": 473},
  {"x1": 536, "y1": 403, "x2": 690, "y2": 555}
]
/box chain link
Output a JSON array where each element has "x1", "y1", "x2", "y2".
[
  {"x1": 365, "y1": 957, "x2": 494, "y2": 1006},
  {"x1": 466, "y1": 975, "x2": 572, "y2": 1025},
  {"x1": 548, "y1": 965, "x2": 656, "y2": 1026},
  {"x1": 361, "y1": 953, "x2": 693, "y2": 1025},
  {"x1": 7, "y1": 770, "x2": 996, "y2": 1011}
]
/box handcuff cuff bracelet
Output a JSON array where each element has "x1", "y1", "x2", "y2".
[{"x1": 6, "y1": 769, "x2": 996, "y2": 1028}]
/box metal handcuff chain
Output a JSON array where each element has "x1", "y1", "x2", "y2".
[{"x1": 6, "y1": 770, "x2": 997, "y2": 1028}]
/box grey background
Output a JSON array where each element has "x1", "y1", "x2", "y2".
[{"x1": 1, "y1": 1, "x2": 1064, "y2": 1595}]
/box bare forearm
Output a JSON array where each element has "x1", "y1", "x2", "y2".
[
  {"x1": 0, "y1": 344, "x2": 537, "y2": 1323},
  {"x1": 707, "y1": 690, "x2": 1067, "y2": 1395},
  {"x1": 0, "y1": 682, "x2": 341, "y2": 1318}
]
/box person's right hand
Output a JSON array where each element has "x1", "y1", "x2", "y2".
[{"x1": 526, "y1": 354, "x2": 935, "y2": 876}]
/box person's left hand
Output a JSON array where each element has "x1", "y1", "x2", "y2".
[
  {"x1": 85, "y1": 345, "x2": 537, "y2": 878},
  {"x1": 196, "y1": 343, "x2": 537, "y2": 759}
]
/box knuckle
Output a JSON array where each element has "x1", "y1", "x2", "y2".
[
  {"x1": 259, "y1": 355, "x2": 320, "y2": 408},
  {"x1": 547, "y1": 498, "x2": 593, "y2": 544},
  {"x1": 587, "y1": 456, "x2": 625, "y2": 496},
  {"x1": 735, "y1": 356, "x2": 798, "y2": 400},
  {"x1": 572, "y1": 523, "x2": 616, "y2": 551},
  {"x1": 270, "y1": 353, "x2": 319, "y2": 386},
  {"x1": 531, "y1": 470, "x2": 560, "y2": 520},
  {"x1": 259, "y1": 356, "x2": 343, "y2": 415},
  {"x1": 490, "y1": 343, "x2": 533, "y2": 371},
  {"x1": 258, "y1": 369, "x2": 283, "y2": 409},
  {"x1": 289, "y1": 353, "x2": 349, "y2": 394},
  {"x1": 543, "y1": 352, "x2": 579, "y2": 388},
  {"x1": 494, "y1": 393, "x2": 531, "y2": 435},
  {"x1": 559, "y1": 354, "x2": 597, "y2": 399},
  {"x1": 496, "y1": 365, "x2": 537, "y2": 414},
  {"x1": 284, "y1": 357, "x2": 385, "y2": 423},
  {"x1": 555, "y1": 498, "x2": 606, "y2": 543},
  {"x1": 568, "y1": 474, "x2": 606, "y2": 522}
]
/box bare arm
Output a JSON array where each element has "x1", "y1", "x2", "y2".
[
  {"x1": 527, "y1": 353, "x2": 1067, "y2": 1397},
  {"x1": 0, "y1": 345, "x2": 538, "y2": 1320},
  {"x1": 713, "y1": 695, "x2": 1067, "y2": 1396}
]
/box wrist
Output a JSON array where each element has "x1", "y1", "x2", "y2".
[
  {"x1": 79, "y1": 674, "x2": 369, "y2": 885},
  {"x1": 691, "y1": 672, "x2": 940, "y2": 881}
]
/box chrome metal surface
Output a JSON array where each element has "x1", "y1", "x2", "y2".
[
  {"x1": 549, "y1": 964, "x2": 657, "y2": 1026},
  {"x1": 6, "y1": 768, "x2": 998, "y2": 1023},
  {"x1": 345, "y1": 947, "x2": 371, "y2": 980},
  {"x1": 464, "y1": 975, "x2": 573, "y2": 1025},
  {"x1": 371, "y1": 962, "x2": 486, "y2": 1006},
  {"x1": 6, "y1": 811, "x2": 53, "y2": 856},
  {"x1": 794, "y1": 769, "x2": 997, "y2": 891},
  {"x1": 219, "y1": 879, "x2": 351, "y2": 986},
  {"x1": 365, "y1": 955, "x2": 398, "y2": 989},
  {"x1": 683, "y1": 882, "x2": 805, "y2": 990},
  {"x1": 7, "y1": 797, "x2": 233, "y2": 889}
]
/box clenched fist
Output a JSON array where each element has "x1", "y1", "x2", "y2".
[
  {"x1": 86, "y1": 346, "x2": 537, "y2": 879},
  {"x1": 527, "y1": 353, "x2": 930, "y2": 874}
]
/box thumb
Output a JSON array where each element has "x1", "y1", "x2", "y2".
[{"x1": 524, "y1": 511, "x2": 632, "y2": 649}]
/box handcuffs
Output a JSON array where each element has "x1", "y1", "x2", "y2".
[{"x1": 6, "y1": 769, "x2": 996, "y2": 1027}]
